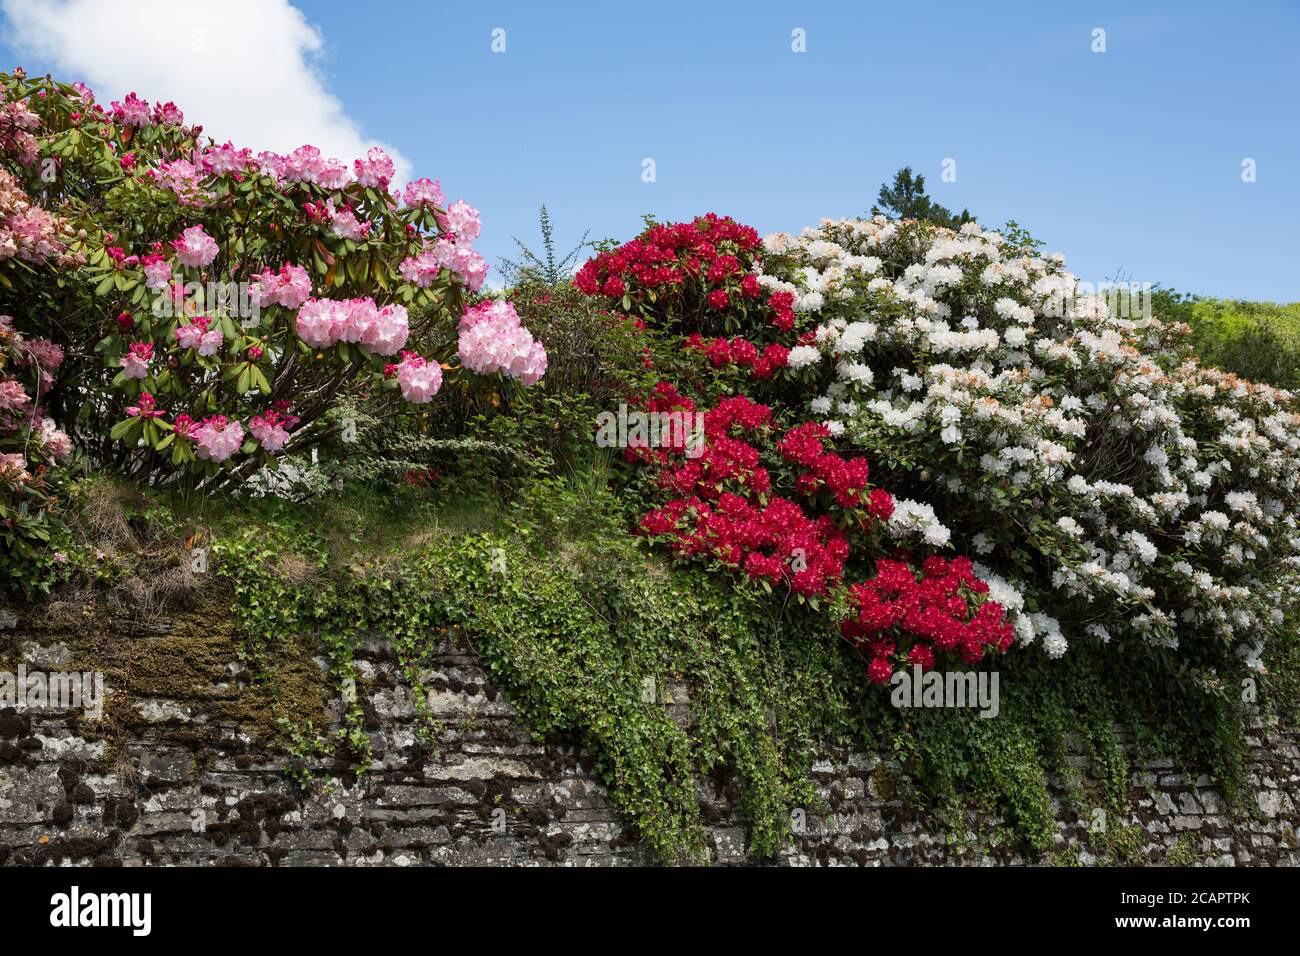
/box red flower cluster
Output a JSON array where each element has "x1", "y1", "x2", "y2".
[
  {"x1": 641, "y1": 493, "x2": 849, "y2": 595},
  {"x1": 685, "y1": 333, "x2": 790, "y2": 380},
  {"x1": 778, "y1": 421, "x2": 889, "y2": 511},
  {"x1": 633, "y1": 389, "x2": 891, "y2": 597},
  {"x1": 842, "y1": 557, "x2": 1015, "y2": 682},
  {"x1": 575, "y1": 214, "x2": 794, "y2": 332},
  {"x1": 659, "y1": 395, "x2": 773, "y2": 498}
]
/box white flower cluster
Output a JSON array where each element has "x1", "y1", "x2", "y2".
[{"x1": 762, "y1": 216, "x2": 1300, "y2": 667}]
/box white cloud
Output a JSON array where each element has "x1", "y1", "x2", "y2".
[{"x1": 0, "y1": 0, "x2": 411, "y2": 181}]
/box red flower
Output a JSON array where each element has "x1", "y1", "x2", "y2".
[{"x1": 867, "y1": 657, "x2": 894, "y2": 684}]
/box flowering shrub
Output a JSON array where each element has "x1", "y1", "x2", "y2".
[
  {"x1": 842, "y1": 557, "x2": 1013, "y2": 681},
  {"x1": 754, "y1": 216, "x2": 1300, "y2": 672},
  {"x1": 0, "y1": 69, "x2": 544, "y2": 487},
  {"x1": 0, "y1": 313, "x2": 76, "y2": 578},
  {"x1": 576, "y1": 214, "x2": 796, "y2": 336},
  {"x1": 575, "y1": 216, "x2": 1023, "y2": 682},
  {"x1": 621, "y1": 375, "x2": 1011, "y2": 681}
]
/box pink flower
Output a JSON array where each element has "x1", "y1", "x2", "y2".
[
  {"x1": 330, "y1": 204, "x2": 371, "y2": 240},
  {"x1": 200, "y1": 142, "x2": 253, "y2": 175},
  {"x1": 152, "y1": 101, "x2": 184, "y2": 126},
  {"x1": 197, "y1": 328, "x2": 223, "y2": 357},
  {"x1": 456, "y1": 300, "x2": 547, "y2": 386},
  {"x1": 401, "y1": 238, "x2": 487, "y2": 292},
  {"x1": 158, "y1": 159, "x2": 208, "y2": 205},
  {"x1": 363, "y1": 304, "x2": 409, "y2": 356},
  {"x1": 120, "y1": 341, "x2": 153, "y2": 379},
  {"x1": 294, "y1": 298, "x2": 347, "y2": 348},
  {"x1": 23, "y1": 338, "x2": 63, "y2": 370},
  {"x1": 125, "y1": 392, "x2": 164, "y2": 419},
  {"x1": 171, "y1": 225, "x2": 218, "y2": 268},
  {"x1": 141, "y1": 253, "x2": 173, "y2": 290},
  {"x1": 110, "y1": 92, "x2": 151, "y2": 127},
  {"x1": 249, "y1": 409, "x2": 292, "y2": 453},
  {"x1": 439, "y1": 199, "x2": 481, "y2": 243},
  {"x1": 174, "y1": 316, "x2": 211, "y2": 351},
  {"x1": 0, "y1": 452, "x2": 30, "y2": 483},
  {"x1": 316, "y1": 158, "x2": 352, "y2": 190},
  {"x1": 192, "y1": 416, "x2": 244, "y2": 462},
  {"x1": 0, "y1": 377, "x2": 29, "y2": 412},
  {"x1": 250, "y1": 262, "x2": 312, "y2": 309},
  {"x1": 172, "y1": 414, "x2": 199, "y2": 439},
  {"x1": 38, "y1": 420, "x2": 73, "y2": 461},
  {"x1": 402, "y1": 178, "x2": 444, "y2": 209},
  {"x1": 399, "y1": 249, "x2": 440, "y2": 288},
  {"x1": 278, "y1": 145, "x2": 325, "y2": 183},
  {"x1": 354, "y1": 147, "x2": 395, "y2": 189},
  {"x1": 395, "y1": 353, "x2": 442, "y2": 403}
]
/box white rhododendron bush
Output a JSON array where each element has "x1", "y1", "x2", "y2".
[{"x1": 757, "y1": 217, "x2": 1300, "y2": 672}]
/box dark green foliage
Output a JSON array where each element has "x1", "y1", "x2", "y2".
[{"x1": 872, "y1": 166, "x2": 973, "y2": 228}]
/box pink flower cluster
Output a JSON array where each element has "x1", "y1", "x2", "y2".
[
  {"x1": 354, "y1": 147, "x2": 395, "y2": 189},
  {"x1": 249, "y1": 406, "x2": 298, "y2": 453},
  {"x1": 141, "y1": 253, "x2": 173, "y2": 290},
  {"x1": 171, "y1": 224, "x2": 218, "y2": 268},
  {"x1": 0, "y1": 377, "x2": 29, "y2": 412},
  {"x1": 456, "y1": 300, "x2": 548, "y2": 386},
  {"x1": 402, "y1": 178, "x2": 444, "y2": 208},
  {"x1": 109, "y1": 92, "x2": 151, "y2": 127},
  {"x1": 392, "y1": 352, "x2": 443, "y2": 404},
  {"x1": 174, "y1": 317, "x2": 223, "y2": 356},
  {"x1": 120, "y1": 341, "x2": 153, "y2": 379},
  {"x1": 157, "y1": 159, "x2": 209, "y2": 206},
  {"x1": 1, "y1": 168, "x2": 78, "y2": 267},
  {"x1": 200, "y1": 142, "x2": 255, "y2": 176},
  {"x1": 191, "y1": 415, "x2": 244, "y2": 463},
  {"x1": 37, "y1": 419, "x2": 72, "y2": 461},
  {"x1": 106, "y1": 91, "x2": 183, "y2": 128},
  {"x1": 437, "y1": 199, "x2": 480, "y2": 243},
  {"x1": 250, "y1": 262, "x2": 313, "y2": 309},
  {"x1": 258, "y1": 145, "x2": 353, "y2": 188},
  {"x1": 125, "y1": 392, "x2": 165, "y2": 419},
  {"x1": 329, "y1": 203, "x2": 371, "y2": 240},
  {"x1": 399, "y1": 233, "x2": 488, "y2": 292},
  {"x1": 294, "y1": 297, "x2": 409, "y2": 356}
]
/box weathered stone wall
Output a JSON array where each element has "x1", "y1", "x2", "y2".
[{"x1": 2, "y1": 620, "x2": 1298, "y2": 867}]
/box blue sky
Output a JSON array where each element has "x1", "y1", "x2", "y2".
[{"x1": 4, "y1": 0, "x2": 1297, "y2": 300}]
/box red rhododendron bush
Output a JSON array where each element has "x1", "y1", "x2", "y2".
[{"x1": 580, "y1": 216, "x2": 1015, "y2": 682}]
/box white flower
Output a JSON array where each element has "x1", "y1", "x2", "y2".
[
  {"x1": 1056, "y1": 516, "x2": 1084, "y2": 538},
  {"x1": 787, "y1": 345, "x2": 821, "y2": 369}
]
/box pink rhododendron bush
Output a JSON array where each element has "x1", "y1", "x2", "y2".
[
  {"x1": 0, "y1": 69, "x2": 546, "y2": 493},
  {"x1": 0, "y1": 312, "x2": 74, "y2": 572}
]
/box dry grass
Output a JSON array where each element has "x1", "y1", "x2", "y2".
[{"x1": 61, "y1": 478, "x2": 206, "y2": 631}]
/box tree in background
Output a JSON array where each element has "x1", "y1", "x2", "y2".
[
  {"x1": 499, "y1": 204, "x2": 590, "y2": 286},
  {"x1": 872, "y1": 166, "x2": 972, "y2": 228}
]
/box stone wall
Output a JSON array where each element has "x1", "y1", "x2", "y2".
[{"x1": 1, "y1": 619, "x2": 1298, "y2": 867}]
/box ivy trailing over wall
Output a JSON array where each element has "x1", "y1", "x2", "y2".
[{"x1": 183, "y1": 478, "x2": 1285, "y2": 863}]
